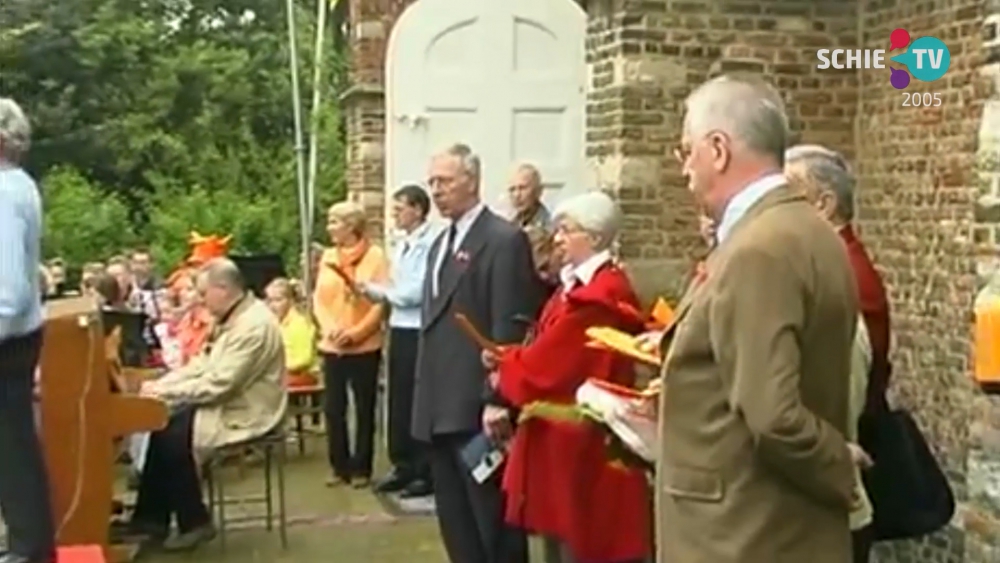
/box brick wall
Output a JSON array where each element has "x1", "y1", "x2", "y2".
[
  {"x1": 584, "y1": 0, "x2": 858, "y2": 302},
  {"x1": 581, "y1": 0, "x2": 998, "y2": 560},
  {"x1": 341, "y1": 0, "x2": 416, "y2": 239},
  {"x1": 854, "y1": 0, "x2": 998, "y2": 560}
]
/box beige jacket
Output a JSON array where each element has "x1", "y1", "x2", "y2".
[
  {"x1": 153, "y1": 295, "x2": 287, "y2": 461},
  {"x1": 655, "y1": 186, "x2": 857, "y2": 563}
]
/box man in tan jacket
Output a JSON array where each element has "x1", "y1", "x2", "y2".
[
  {"x1": 653, "y1": 75, "x2": 862, "y2": 563},
  {"x1": 129, "y1": 258, "x2": 287, "y2": 551}
]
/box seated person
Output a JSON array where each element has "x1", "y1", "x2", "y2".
[
  {"x1": 264, "y1": 277, "x2": 318, "y2": 387},
  {"x1": 93, "y1": 273, "x2": 126, "y2": 309},
  {"x1": 129, "y1": 258, "x2": 287, "y2": 551}
]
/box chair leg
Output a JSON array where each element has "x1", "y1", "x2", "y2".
[
  {"x1": 277, "y1": 439, "x2": 288, "y2": 549},
  {"x1": 295, "y1": 413, "x2": 305, "y2": 455},
  {"x1": 217, "y1": 462, "x2": 227, "y2": 551},
  {"x1": 206, "y1": 465, "x2": 215, "y2": 516},
  {"x1": 264, "y1": 444, "x2": 274, "y2": 532}
]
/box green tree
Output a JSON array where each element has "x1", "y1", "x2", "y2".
[
  {"x1": 1, "y1": 0, "x2": 347, "y2": 272},
  {"x1": 41, "y1": 166, "x2": 136, "y2": 265}
]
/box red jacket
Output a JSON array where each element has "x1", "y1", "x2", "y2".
[
  {"x1": 840, "y1": 225, "x2": 892, "y2": 412},
  {"x1": 497, "y1": 263, "x2": 650, "y2": 562}
]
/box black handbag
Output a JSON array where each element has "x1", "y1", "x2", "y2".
[{"x1": 858, "y1": 403, "x2": 955, "y2": 540}]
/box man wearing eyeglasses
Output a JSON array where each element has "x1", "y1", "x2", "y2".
[{"x1": 647, "y1": 75, "x2": 862, "y2": 563}]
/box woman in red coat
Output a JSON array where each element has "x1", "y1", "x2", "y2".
[{"x1": 487, "y1": 191, "x2": 650, "y2": 563}]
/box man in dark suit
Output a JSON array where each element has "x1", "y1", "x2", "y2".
[{"x1": 412, "y1": 143, "x2": 543, "y2": 563}]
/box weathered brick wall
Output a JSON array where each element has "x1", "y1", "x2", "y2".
[
  {"x1": 854, "y1": 0, "x2": 998, "y2": 560},
  {"x1": 341, "y1": 0, "x2": 416, "y2": 239},
  {"x1": 584, "y1": 0, "x2": 858, "y2": 303}
]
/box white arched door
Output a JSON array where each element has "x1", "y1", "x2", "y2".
[{"x1": 386, "y1": 0, "x2": 586, "y2": 228}]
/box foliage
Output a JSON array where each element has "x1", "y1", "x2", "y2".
[
  {"x1": 0, "y1": 0, "x2": 347, "y2": 274},
  {"x1": 41, "y1": 167, "x2": 136, "y2": 265}
]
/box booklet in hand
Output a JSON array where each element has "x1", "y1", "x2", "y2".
[{"x1": 575, "y1": 379, "x2": 659, "y2": 462}]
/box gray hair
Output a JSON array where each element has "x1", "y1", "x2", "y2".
[
  {"x1": 784, "y1": 144, "x2": 855, "y2": 221},
  {"x1": 199, "y1": 258, "x2": 246, "y2": 292},
  {"x1": 0, "y1": 98, "x2": 31, "y2": 161},
  {"x1": 684, "y1": 75, "x2": 789, "y2": 165},
  {"x1": 437, "y1": 143, "x2": 481, "y2": 181},
  {"x1": 553, "y1": 191, "x2": 622, "y2": 250}
]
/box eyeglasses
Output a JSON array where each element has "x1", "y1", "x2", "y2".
[
  {"x1": 672, "y1": 144, "x2": 691, "y2": 164},
  {"x1": 672, "y1": 130, "x2": 728, "y2": 164}
]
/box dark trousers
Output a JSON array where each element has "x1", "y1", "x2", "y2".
[
  {"x1": 386, "y1": 329, "x2": 428, "y2": 481},
  {"x1": 0, "y1": 330, "x2": 55, "y2": 561},
  {"x1": 322, "y1": 350, "x2": 381, "y2": 479},
  {"x1": 132, "y1": 406, "x2": 210, "y2": 534},
  {"x1": 852, "y1": 525, "x2": 874, "y2": 563},
  {"x1": 429, "y1": 433, "x2": 527, "y2": 563}
]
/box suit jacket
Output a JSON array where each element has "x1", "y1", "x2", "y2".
[
  {"x1": 153, "y1": 295, "x2": 287, "y2": 461},
  {"x1": 411, "y1": 207, "x2": 543, "y2": 442},
  {"x1": 839, "y1": 224, "x2": 891, "y2": 413},
  {"x1": 655, "y1": 185, "x2": 859, "y2": 563}
]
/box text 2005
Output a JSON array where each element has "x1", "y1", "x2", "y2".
[{"x1": 902, "y1": 93, "x2": 942, "y2": 107}]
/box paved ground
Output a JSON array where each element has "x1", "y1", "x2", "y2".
[
  {"x1": 3, "y1": 435, "x2": 556, "y2": 562},
  {"x1": 143, "y1": 435, "x2": 449, "y2": 562}
]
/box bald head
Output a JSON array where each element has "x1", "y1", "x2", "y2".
[
  {"x1": 197, "y1": 258, "x2": 246, "y2": 315},
  {"x1": 508, "y1": 162, "x2": 544, "y2": 213},
  {"x1": 199, "y1": 258, "x2": 245, "y2": 291}
]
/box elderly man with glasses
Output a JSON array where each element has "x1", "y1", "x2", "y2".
[
  {"x1": 785, "y1": 144, "x2": 892, "y2": 563},
  {"x1": 647, "y1": 76, "x2": 866, "y2": 563}
]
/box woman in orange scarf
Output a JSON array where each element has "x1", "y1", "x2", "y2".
[
  {"x1": 173, "y1": 273, "x2": 212, "y2": 365},
  {"x1": 313, "y1": 201, "x2": 389, "y2": 488}
]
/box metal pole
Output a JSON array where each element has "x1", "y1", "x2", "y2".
[
  {"x1": 285, "y1": 0, "x2": 311, "y2": 301},
  {"x1": 306, "y1": 0, "x2": 328, "y2": 231}
]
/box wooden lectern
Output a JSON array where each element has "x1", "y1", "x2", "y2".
[{"x1": 38, "y1": 297, "x2": 168, "y2": 561}]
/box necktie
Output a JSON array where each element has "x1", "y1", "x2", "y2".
[
  {"x1": 445, "y1": 223, "x2": 457, "y2": 254},
  {"x1": 436, "y1": 224, "x2": 459, "y2": 294}
]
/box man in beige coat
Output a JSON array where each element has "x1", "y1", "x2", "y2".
[
  {"x1": 653, "y1": 75, "x2": 862, "y2": 563},
  {"x1": 129, "y1": 258, "x2": 287, "y2": 551}
]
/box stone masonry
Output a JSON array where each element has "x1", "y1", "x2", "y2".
[{"x1": 342, "y1": 0, "x2": 1000, "y2": 560}]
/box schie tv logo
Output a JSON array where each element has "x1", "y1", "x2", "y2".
[{"x1": 816, "y1": 28, "x2": 951, "y2": 96}]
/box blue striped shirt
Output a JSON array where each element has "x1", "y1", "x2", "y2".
[
  {"x1": 0, "y1": 165, "x2": 43, "y2": 341},
  {"x1": 361, "y1": 221, "x2": 438, "y2": 329}
]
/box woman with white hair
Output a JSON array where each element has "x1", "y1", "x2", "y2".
[{"x1": 483, "y1": 191, "x2": 650, "y2": 563}]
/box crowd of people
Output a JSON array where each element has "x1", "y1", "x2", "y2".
[{"x1": 0, "y1": 71, "x2": 897, "y2": 563}]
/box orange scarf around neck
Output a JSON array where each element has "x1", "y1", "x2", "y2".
[{"x1": 336, "y1": 238, "x2": 370, "y2": 278}]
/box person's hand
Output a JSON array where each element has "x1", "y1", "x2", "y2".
[
  {"x1": 333, "y1": 331, "x2": 355, "y2": 348},
  {"x1": 481, "y1": 348, "x2": 500, "y2": 370},
  {"x1": 326, "y1": 327, "x2": 344, "y2": 344},
  {"x1": 139, "y1": 380, "x2": 161, "y2": 398},
  {"x1": 483, "y1": 405, "x2": 513, "y2": 442},
  {"x1": 488, "y1": 371, "x2": 500, "y2": 389},
  {"x1": 847, "y1": 443, "x2": 874, "y2": 470},
  {"x1": 635, "y1": 330, "x2": 664, "y2": 354}
]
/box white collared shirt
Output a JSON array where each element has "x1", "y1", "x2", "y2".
[
  {"x1": 559, "y1": 250, "x2": 612, "y2": 291},
  {"x1": 715, "y1": 172, "x2": 786, "y2": 245},
  {"x1": 432, "y1": 202, "x2": 486, "y2": 296}
]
